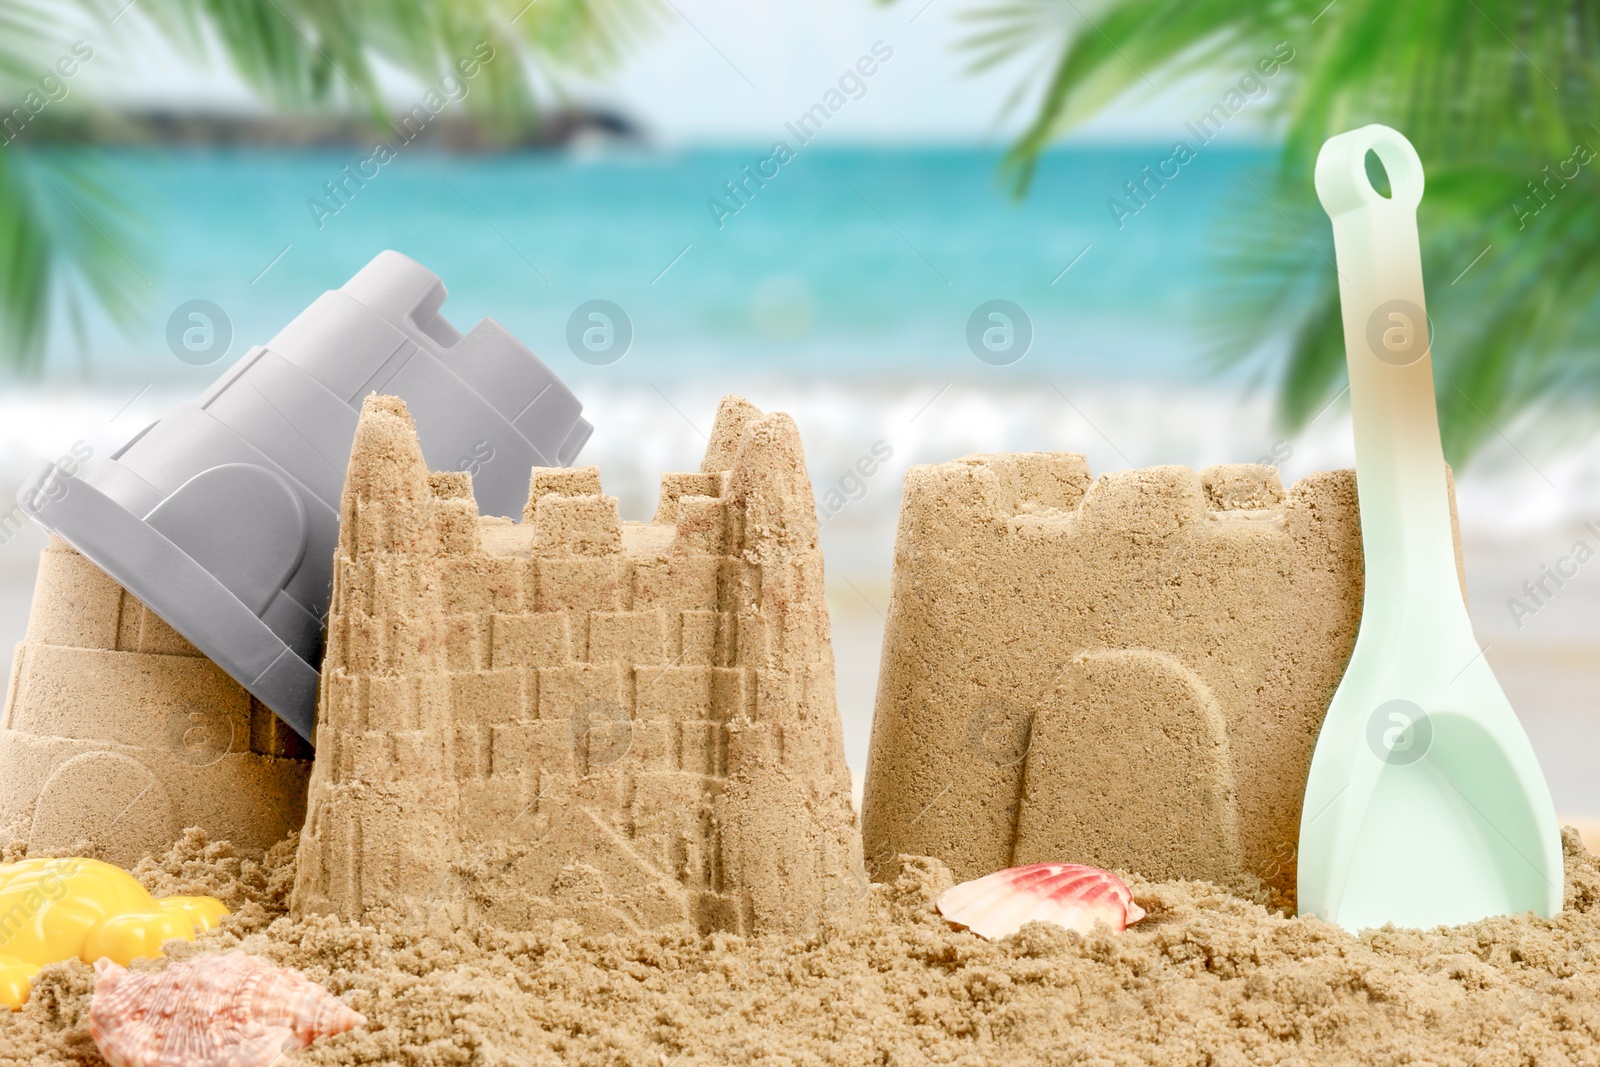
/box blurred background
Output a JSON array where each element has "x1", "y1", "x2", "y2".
[{"x1": 0, "y1": 0, "x2": 1595, "y2": 833}]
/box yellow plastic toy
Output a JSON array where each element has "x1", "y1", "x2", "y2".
[{"x1": 0, "y1": 857, "x2": 227, "y2": 1009}]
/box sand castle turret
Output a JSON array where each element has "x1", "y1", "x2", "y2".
[
  {"x1": 862, "y1": 454, "x2": 1464, "y2": 899},
  {"x1": 292, "y1": 394, "x2": 864, "y2": 935},
  {"x1": 0, "y1": 540, "x2": 311, "y2": 866}
]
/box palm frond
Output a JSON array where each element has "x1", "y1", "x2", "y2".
[
  {"x1": 0, "y1": 1, "x2": 81, "y2": 94},
  {"x1": 0, "y1": 0, "x2": 660, "y2": 373},
  {"x1": 0, "y1": 150, "x2": 146, "y2": 373},
  {"x1": 952, "y1": 0, "x2": 1600, "y2": 464},
  {"x1": 87, "y1": 0, "x2": 660, "y2": 118}
]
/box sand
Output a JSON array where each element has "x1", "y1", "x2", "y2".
[
  {"x1": 0, "y1": 538, "x2": 311, "y2": 867},
  {"x1": 2, "y1": 826, "x2": 1597, "y2": 1066},
  {"x1": 864, "y1": 456, "x2": 1467, "y2": 902}
]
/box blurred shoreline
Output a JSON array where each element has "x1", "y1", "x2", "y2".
[{"x1": 15, "y1": 106, "x2": 642, "y2": 151}]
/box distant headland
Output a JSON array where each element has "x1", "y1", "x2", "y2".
[{"x1": 12, "y1": 107, "x2": 641, "y2": 151}]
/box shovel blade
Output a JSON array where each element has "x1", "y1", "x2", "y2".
[{"x1": 1299, "y1": 668, "x2": 1563, "y2": 930}]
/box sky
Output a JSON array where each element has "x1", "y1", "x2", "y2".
[
  {"x1": 562, "y1": 0, "x2": 1050, "y2": 144},
  {"x1": 54, "y1": 0, "x2": 1269, "y2": 145}
]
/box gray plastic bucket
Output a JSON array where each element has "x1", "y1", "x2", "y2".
[{"x1": 17, "y1": 251, "x2": 592, "y2": 742}]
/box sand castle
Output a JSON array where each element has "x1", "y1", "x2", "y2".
[
  {"x1": 290, "y1": 394, "x2": 865, "y2": 935},
  {"x1": 861, "y1": 454, "x2": 1464, "y2": 899},
  {"x1": 0, "y1": 539, "x2": 311, "y2": 866}
]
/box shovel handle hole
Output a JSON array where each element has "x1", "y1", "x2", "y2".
[{"x1": 1363, "y1": 150, "x2": 1393, "y2": 199}]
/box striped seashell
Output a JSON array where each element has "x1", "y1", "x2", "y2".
[
  {"x1": 89, "y1": 952, "x2": 365, "y2": 1067},
  {"x1": 937, "y1": 863, "x2": 1146, "y2": 940}
]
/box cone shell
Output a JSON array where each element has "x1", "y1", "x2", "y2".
[
  {"x1": 936, "y1": 863, "x2": 1145, "y2": 940},
  {"x1": 89, "y1": 952, "x2": 365, "y2": 1067}
]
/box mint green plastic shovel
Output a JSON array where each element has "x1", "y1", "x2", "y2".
[{"x1": 1297, "y1": 125, "x2": 1563, "y2": 931}]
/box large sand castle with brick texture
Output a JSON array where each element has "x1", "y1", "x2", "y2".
[
  {"x1": 291, "y1": 393, "x2": 865, "y2": 935},
  {"x1": 861, "y1": 454, "x2": 1464, "y2": 900},
  {"x1": 0, "y1": 539, "x2": 311, "y2": 866}
]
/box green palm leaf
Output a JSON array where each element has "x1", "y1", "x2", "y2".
[{"x1": 0, "y1": 149, "x2": 148, "y2": 374}]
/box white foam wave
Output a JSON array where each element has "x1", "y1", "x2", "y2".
[{"x1": 2, "y1": 378, "x2": 1594, "y2": 553}]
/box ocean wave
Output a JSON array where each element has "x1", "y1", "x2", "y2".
[{"x1": 3, "y1": 379, "x2": 1593, "y2": 548}]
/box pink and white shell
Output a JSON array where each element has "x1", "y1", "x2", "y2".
[
  {"x1": 89, "y1": 951, "x2": 365, "y2": 1067},
  {"x1": 937, "y1": 862, "x2": 1146, "y2": 940}
]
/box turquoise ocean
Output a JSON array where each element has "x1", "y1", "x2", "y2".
[{"x1": 18, "y1": 144, "x2": 1273, "y2": 385}]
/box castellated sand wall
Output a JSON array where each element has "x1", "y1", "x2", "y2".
[
  {"x1": 291, "y1": 394, "x2": 865, "y2": 936},
  {"x1": 861, "y1": 454, "x2": 1464, "y2": 902},
  {"x1": 0, "y1": 538, "x2": 312, "y2": 866}
]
